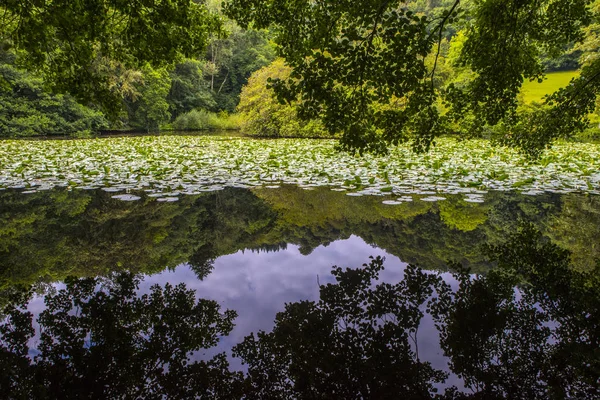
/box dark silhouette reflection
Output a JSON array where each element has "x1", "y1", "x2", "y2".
[
  {"x1": 434, "y1": 225, "x2": 600, "y2": 399},
  {"x1": 188, "y1": 243, "x2": 217, "y2": 280},
  {"x1": 1, "y1": 226, "x2": 599, "y2": 399},
  {"x1": 234, "y1": 258, "x2": 448, "y2": 399},
  {"x1": 0, "y1": 274, "x2": 243, "y2": 399},
  {"x1": 234, "y1": 226, "x2": 599, "y2": 399}
]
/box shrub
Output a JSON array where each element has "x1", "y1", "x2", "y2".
[
  {"x1": 0, "y1": 60, "x2": 108, "y2": 137},
  {"x1": 172, "y1": 109, "x2": 242, "y2": 131},
  {"x1": 237, "y1": 59, "x2": 332, "y2": 138}
]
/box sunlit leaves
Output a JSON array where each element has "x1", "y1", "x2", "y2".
[
  {"x1": 225, "y1": 0, "x2": 598, "y2": 155},
  {"x1": 0, "y1": 0, "x2": 223, "y2": 116}
]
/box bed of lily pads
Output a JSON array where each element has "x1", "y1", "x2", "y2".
[{"x1": 1, "y1": 136, "x2": 599, "y2": 202}]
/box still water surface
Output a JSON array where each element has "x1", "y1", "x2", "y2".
[{"x1": 1, "y1": 186, "x2": 598, "y2": 398}]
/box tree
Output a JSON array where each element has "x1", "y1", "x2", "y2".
[
  {"x1": 575, "y1": 0, "x2": 600, "y2": 129},
  {"x1": 576, "y1": 0, "x2": 600, "y2": 68},
  {"x1": 132, "y1": 65, "x2": 172, "y2": 132},
  {"x1": 168, "y1": 59, "x2": 216, "y2": 118},
  {"x1": 207, "y1": 27, "x2": 276, "y2": 111},
  {"x1": 204, "y1": 0, "x2": 276, "y2": 112},
  {"x1": 225, "y1": 0, "x2": 598, "y2": 155},
  {"x1": 237, "y1": 58, "x2": 329, "y2": 137},
  {"x1": 0, "y1": 0, "x2": 222, "y2": 117},
  {"x1": 0, "y1": 50, "x2": 107, "y2": 137}
]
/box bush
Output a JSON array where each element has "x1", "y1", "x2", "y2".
[
  {"x1": 237, "y1": 58, "x2": 332, "y2": 138},
  {"x1": 172, "y1": 109, "x2": 242, "y2": 131},
  {"x1": 573, "y1": 125, "x2": 600, "y2": 143},
  {"x1": 0, "y1": 58, "x2": 108, "y2": 137}
]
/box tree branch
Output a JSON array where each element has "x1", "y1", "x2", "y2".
[{"x1": 430, "y1": 0, "x2": 461, "y2": 89}]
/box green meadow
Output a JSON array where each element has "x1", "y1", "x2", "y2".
[{"x1": 521, "y1": 70, "x2": 579, "y2": 104}]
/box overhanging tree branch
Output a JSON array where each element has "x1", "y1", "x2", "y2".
[{"x1": 430, "y1": 0, "x2": 461, "y2": 89}]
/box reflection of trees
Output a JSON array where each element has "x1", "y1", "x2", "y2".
[
  {"x1": 546, "y1": 195, "x2": 600, "y2": 271},
  {"x1": 434, "y1": 225, "x2": 600, "y2": 398},
  {"x1": 0, "y1": 274, "x2": 242, "y2": 399},
  {"x1": 0, "y1": 188, "x2": 278, "y2": 288},
  {"x1": 234, "y1": 257, "x2": 447, "y2": 399},
  {"x1": 3, "y1": 186, "x2": 600, "y2": 291},
  {"x1": 0, "y1": 226, "x2": 600, "y2": 399},
  {"x1": 188, "y1": 243, "x2": 217, "y2": 280},
  {"x1": 236, "y1": 226, "x2": 599, "y2": 399},
  {"x1": 1, "y1": 226, "x2": 599, "y2": 398}
]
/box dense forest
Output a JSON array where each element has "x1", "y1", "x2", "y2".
[
  {"x1": 1, "y1": 0, "x2": 599, "y2": 148},
  {"x1": 0, "y1": 1, "x2": 275, "y2": 135}
]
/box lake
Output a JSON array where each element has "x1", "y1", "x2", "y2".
[
  {"x1": 1, "y1": 134, "x2": 600, "y2": 398},
  {"x1": 1, "y1": 182, "x2": 599, "y2": 398}
]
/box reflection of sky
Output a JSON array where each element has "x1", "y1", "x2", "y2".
[
  {"x1": 25, "y1": 235, "x2": 463, "y2": 389},
  {"x1": 141, "y1": 235, "x2": 460, "y2": 387},
  {"x1": 143, "y1": 236, "x2": 405, "y2": 365}
]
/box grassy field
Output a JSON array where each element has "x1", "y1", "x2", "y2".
[{"x1": 521, "y1": 70, "x2": 579, "y2": 103}]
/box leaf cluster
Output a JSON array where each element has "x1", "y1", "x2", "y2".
[
  {"x1": 0, "y1": 0, "x2": 223, "y2": 115},
  {"x1": 225, "y1": 0, "x2": 600, "y2": 155}
]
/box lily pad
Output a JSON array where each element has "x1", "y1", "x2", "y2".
[
  {"x1": 111, "y1": 194, "x2": 142, "y2": 201},
  {"x1": 421, "y1": 196, "x2": 447, "y2": 202}
]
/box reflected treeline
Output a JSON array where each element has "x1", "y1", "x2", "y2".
[
  {"x1": 0, "y1": 274, "x2": 243, "y2": 398},
  {"x1": 1, "y1": 227, "x2": 598, "y2": 399},
  {"x1": 1, "y1": 186, "x2": 600, "y2": 289}
]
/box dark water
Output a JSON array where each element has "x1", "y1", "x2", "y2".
[{"x1": 1, "y1": 186, "x2": 599, "y2": 398}]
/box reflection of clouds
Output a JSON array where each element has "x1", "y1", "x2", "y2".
[
  {"x1": 141, "y1": 235, "x2": 459, "y2": 376},
  {"x1": 22, "y1": 236, "x2": 461, "y2": 387},
  {"x1": 142, "y1": 236, "x2": 406, "y2": 369}
]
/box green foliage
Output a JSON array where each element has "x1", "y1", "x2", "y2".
[
  {"x1": 206, "y1": 26, "x2": 276, "y2": 112},
  {"x1": 167, "y1": 60, "x2": 216, "y2": 118},
  {"x1": 541, "y1": 48, "x2": 582, "y2": 72},
  {"x1": 0, "y1": 52, "x2": 107, "y2": 137},
  {"x1": 0, "y1": 0, "x2": 222, "y2": 117},
  {"x1": 133, "y1": 66, "x2": 172, "y2": 132},
  {"x1": 0, "y1": 184, "x2": 586, "y2": 286},
  {"x1": 227, "y1": 0, "x2": 443, "y2": 152},
  {"x1": 173, "y1": 109, "x2": 242, "y2": 130},
  {"x1": 545, "y1": 194, "x2": 600, "y2": 270},
  {"x1": 444, "y1": 0, "x2": 595, "y2": 155},
  {"x1": 438, "y1": 196, "x2": 489, "y2": 231},
  {"x1": 226, "y1": 0, "x2": 598, "y2": 155},
  {"x1": 576, "y1": 0, "x2": 600, "y2": 68},
  {"x1": 237, "y1": 59, "x2": 330, "y2": 138}
]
